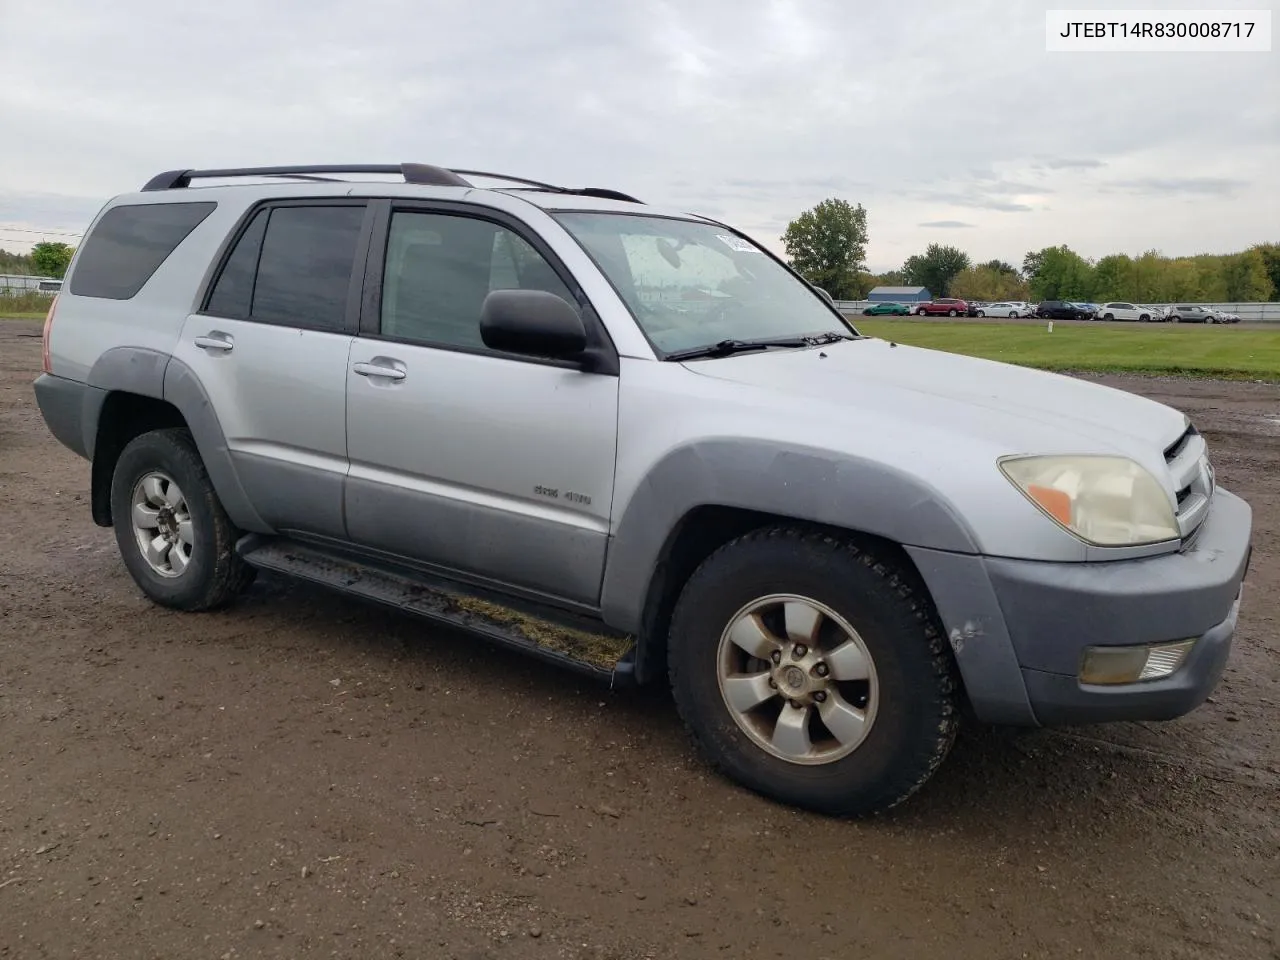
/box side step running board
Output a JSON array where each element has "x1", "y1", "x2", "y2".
[{"x1": 236, "y1": 536, "x2": 636, "y2": 685}]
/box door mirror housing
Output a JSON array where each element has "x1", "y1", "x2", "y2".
[
  {"x1": 480, "y1": 289, "x2": 588, "y2": 360},
  {"x1": 813, "y1": 285, "x2": 836, "y2": 305}
]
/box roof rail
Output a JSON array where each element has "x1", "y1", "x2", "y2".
[
  {"x1": 139, "y1": 163, "x2": 644, "y2": 203},
  {"x1": 140, "y1": 163, "x2": 471, "y2": 192}
]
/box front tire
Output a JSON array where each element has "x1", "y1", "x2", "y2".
[
  {"x1": 110, "y1": 428, "x2": 256, "y2": 612},
  {"x1": 947, "y1": 309, "x2": 958, "y2": 317},
  {"x1": 976, "y1": 310, "x2": 986, "y2": 317},
  {"x1": 667, "y1": 527, "x2": 959, "y2": 817}
]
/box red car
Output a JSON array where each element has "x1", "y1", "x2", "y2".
[{"x1": 913, "y1": 297, "x2": 969, "y2": 317}]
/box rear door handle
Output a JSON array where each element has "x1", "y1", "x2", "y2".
[
  {"x1": 194, "y1": 334, "x2": 234, "y2": 353},
  {"x1": 352, "y1": 361, "x2": 406, "y2": 381}
]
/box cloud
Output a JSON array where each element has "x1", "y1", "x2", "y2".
[
  {"x1": 919, "y1": 220, "x2": 975, "y2": 228},
  {"x1": 0, "y1": 0, "x2": 1273, "y2": 269},
  {"x1": 1107, "y1": 177, "x2": 1248, "y2": 197},
  {"x1": 1038, "y1": 158, "x2": 1107, "y2": 170}
]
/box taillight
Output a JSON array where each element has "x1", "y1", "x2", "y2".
[{"x1": 42, "y1": 294, "x2": 58, "y2": 374}]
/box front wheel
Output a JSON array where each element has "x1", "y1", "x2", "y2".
[
  {"x1": 976, "y1": 310, "x2": 985, "y2": 317},
  {"x1": 110, "y1": 428, "x2": 256, "y2": 612},
  {"x1": 915, "y1": 309, "x2": 927, "y2": 316},
  {"x1": 947, "y1": 309, "x2": 958, "y2": 317},
  {"x1": 667, "y1": 527, "x2": 960, "y2": 817},
  {"x1": 1008, "y1": 311, "x2": 1018, "y2": 318}
]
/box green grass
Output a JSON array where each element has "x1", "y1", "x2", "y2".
[
  {"x1": 0, "y1": 291, "x2": 55, "y2": 321},
  {"x1": 855, "y1": 319, "x2": 1280, "y2": 380}
]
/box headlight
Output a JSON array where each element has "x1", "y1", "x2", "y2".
[{"x1": 998, "y1": 455, "x2": 1179, "y2": 546}]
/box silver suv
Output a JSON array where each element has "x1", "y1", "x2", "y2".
[{"x1": 34, "y1": 163, "x2": 1253, "y2": 816}]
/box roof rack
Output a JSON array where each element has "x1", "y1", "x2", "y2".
[
  {"x1": 139, "y1": 163, "x2": 644, "y2": 203},
  {"x1": 140, "y1": 163, "x2": 469, "y2": 192}
]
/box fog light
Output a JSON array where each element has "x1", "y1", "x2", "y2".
[{"x1": 1079, "y1": 639, "x2": 1196, "y2": 685}]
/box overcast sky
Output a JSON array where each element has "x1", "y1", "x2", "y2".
[{"x1": 1, "y1": 0, "x2": 1276, "y2": 271}]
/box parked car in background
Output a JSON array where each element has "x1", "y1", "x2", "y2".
[
  {"x1": 862, "y1": 301, "x2": 911, "y2": 316},
  {"x1": 1097, "y1": 302, "x2": 1156, "y2": 322},
  {"x1": 914, "y1": 297, "x2": 969, "y2": 317},
  {"x1": 1036, "y1": 300, "x2": 1092, "y2": 321},
  {"x1": 1168, "y1": 305, "x2": 1218, "y2": 324},
  {"x1": 975, "y1": 302, "x2": 1028, "y2": 318}
]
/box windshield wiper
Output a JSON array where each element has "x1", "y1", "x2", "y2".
[
  {"x1": 664, "y1": 331, "x2": 857, "y2": 362},
  {"x1": 664, "y1": 337, "x2": 811, "y2": 361}
]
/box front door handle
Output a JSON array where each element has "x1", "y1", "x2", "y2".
[
  {"x1": 352, "y1": 361, "x2": 406, "y2": 381},
  {"x1": 194, "y1": 334, "x2": 233, "y2": 353}
]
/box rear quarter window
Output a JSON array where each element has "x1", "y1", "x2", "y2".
[{"x1": 68, "y1": 201, "x2": 217, "y2": 300}]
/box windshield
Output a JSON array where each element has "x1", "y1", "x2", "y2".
[{"x1": 553, "y1": 212, "x2": 855, "y2": 354}]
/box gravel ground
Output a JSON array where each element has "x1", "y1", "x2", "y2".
[{"x1": 1, "y1": 319, "x2": 1277, "y2": 960}]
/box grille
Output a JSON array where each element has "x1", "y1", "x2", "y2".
[{"x1": 1163, "y1": 422, "x2": 1213, "y2": 539}]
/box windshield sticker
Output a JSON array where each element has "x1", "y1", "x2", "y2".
[{"x1": 715, "y1": 234, "x2": 759, "y2": 253}]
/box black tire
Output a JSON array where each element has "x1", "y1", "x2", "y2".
[
  {"x1": 110, "y1": 427, "x2": 256, "y2": 612},
  {"x1": 1139, "y1": 315, "x2": 1150, "y2": 322},
  {"x1": 947, "y1": 309, "x2": 958, "y2": 317},
  {"x1": 915, "y1": 309, "x2": 926, "y2": 316},
  {"x1": 976, "y1": 310, "x2": 985, "y2": 317},
  {"x1": 667, "y1": 527, "x2": 960, "y2": 817},
  {"x1": 862, "y1": 309, "x2": 873, "y2": 316},
  {"x1": 1103, "y1": 313, "x2": 1114, "y2": 321}
]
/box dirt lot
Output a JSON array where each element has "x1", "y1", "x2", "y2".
[{"x1": 1, "y1": 319, "x2": 1277, "y2": 960}]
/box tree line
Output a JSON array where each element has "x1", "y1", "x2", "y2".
[
  {"x1": 781, "y1": 198, "x2": 1280, "y2": 303},
  {"x1": 0, "y1": 242, "x2": 76, "y2": 279}
]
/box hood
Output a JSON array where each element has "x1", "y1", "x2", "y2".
[{"x1": 682, "y1": 337, "x2": 1188, "y2": 458}]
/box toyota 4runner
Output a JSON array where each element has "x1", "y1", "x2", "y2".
[{"x1": 33, "y1": 163, "x2": 1253, "y2": 816}]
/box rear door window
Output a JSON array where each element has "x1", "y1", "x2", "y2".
[
  {"x1": 204, "y1": 203, "x2": 366, "y2": 331},
  {"x1": 69, "y1": 201, "x2": 217, "y2": 300}
]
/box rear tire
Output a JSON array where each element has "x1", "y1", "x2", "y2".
[
  {"x1": 667, "y1": 527, "x2": 960, "y2": 817},
  {"x1": 110, "y1": 428, "x2": 256, "y2": 612},
  {"x1": 947, "y1": 309, "x2": 958, "y2": 317}
]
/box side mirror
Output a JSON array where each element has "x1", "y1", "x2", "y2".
[
  {"x1": 814, "y1": 286, "x2": 836, "y2": 305},
  {"x1": 480, "y1": 289, "x2": 588, "y2": 360}
]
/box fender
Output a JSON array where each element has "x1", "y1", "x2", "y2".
[
  {"x1": 85, "y1": 346, "x2": 269, "y2": 533},
  {"x1": 599, "y1": 438, "x2": 983, "y2": 634}
]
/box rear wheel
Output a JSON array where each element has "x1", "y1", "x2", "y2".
[
  {"x1": 947, "y1": 309, "x2": 958, "y2": 317},
  {"x1": 1008, "y1": 311, "x2": 1017, "y2": 318},
  {"x1": 976, "y1": 310, "x2": 985, "y2": 317},
  {"x1": 915, "y1": 308, "x2": 927, "y2": 316},
  {"x1": 667, "y1": 527, "x2": 959, "y2": 817},
  {"x1": 1103, "y1": 313, "x2": 1114, "y2": 321},
  {"x1": 110, "y1": 428, "x2": 256, "y2": 611}
]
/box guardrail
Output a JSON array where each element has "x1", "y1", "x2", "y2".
[
  {"x1": 836, "y1": 301, "x2": 1280, "y2": 323},
  {"x1": 0, "y1": 274, "x2": 61, "y2": 294}
]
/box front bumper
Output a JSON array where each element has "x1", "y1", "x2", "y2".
[{"x1": 906, "y1": 487, "x2": 1252, "y2": 727}]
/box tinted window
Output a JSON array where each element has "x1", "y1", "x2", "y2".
[
  {"x1": 204, "y1": 209, "x2": 268, "y2": 318},
  {"x1": 380, "y1": 211, "x2": 576, "y2": 351},
  {"x1": 251, "y1": 205, "x2": 365, "y2": 331},
  {"x1": 69, "y1": 201, "x2": 216, "y2": 300}
]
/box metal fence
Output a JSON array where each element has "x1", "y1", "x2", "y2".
[
  {"x1": 0, "y1": 274, "x2": 61, "y2": 295},
  {"x1": 836, "y1": 300, "x2": 1280, "y2": 323}
]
